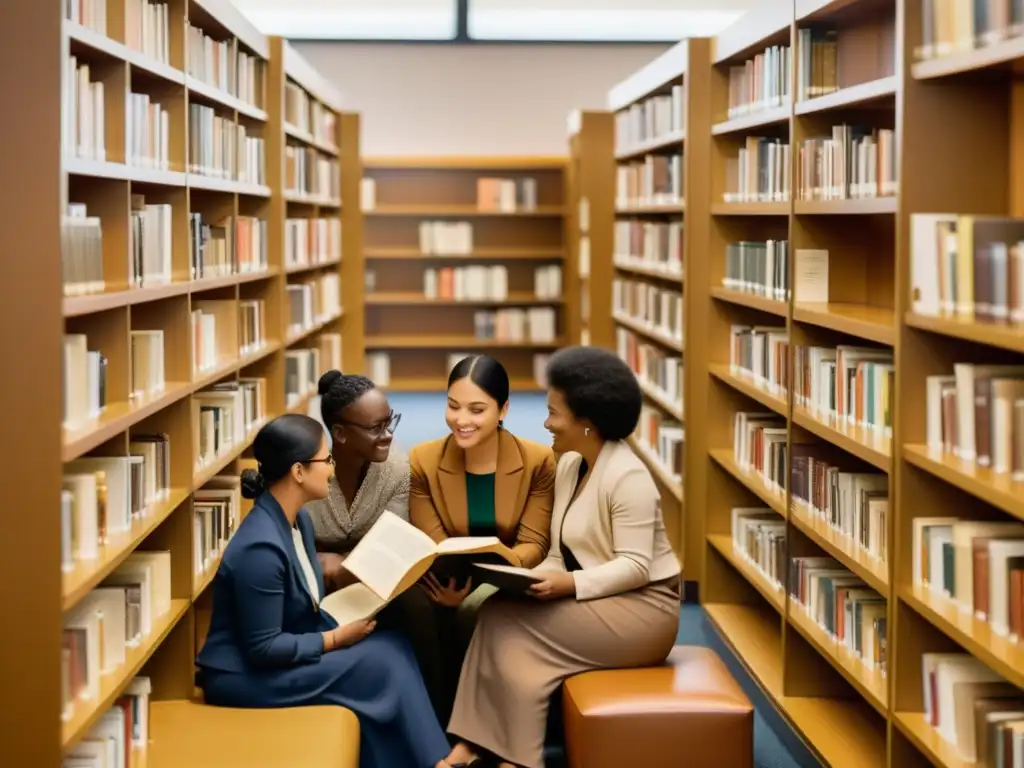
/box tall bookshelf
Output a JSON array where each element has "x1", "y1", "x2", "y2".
[
  {"x1": 585, "y1": 0, "x2": 1024, "y2": 765},
  {"x1": 6, "y1": 2, "x2": 361, "y2": 763},
  {"x1": 600, "y1": 40, "x2": 710, "y2": 565},
  {"x1": 565, "y1": 110, "x2": 615, "y2": 349},
  {"x1": 360, "y1": 157, "x2": 568, "y2": 390}
]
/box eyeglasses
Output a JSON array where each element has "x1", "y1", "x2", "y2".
[
  {"x1": 305, "y1": 454, "x2": 335, "y2": 467},
  {"x1": 339, "y1": 411, "x2": 401, "y2": 438}
]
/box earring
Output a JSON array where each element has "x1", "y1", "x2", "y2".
[{"x1": 584, "y1": 427, "x2": 590, "y2": 436}]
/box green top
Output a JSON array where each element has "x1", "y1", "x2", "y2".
[{"x1": 465, "y1": 472, "x2": 497, "y2": 537}]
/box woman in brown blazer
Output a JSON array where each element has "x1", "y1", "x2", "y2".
[{"x1": 410, "y1": 355, "x2": 556, "y2": 723}]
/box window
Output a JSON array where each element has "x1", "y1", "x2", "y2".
[
  {"x1": 467, "y1": 0, "x2": 754, "y2": 42},
  {"x1": 234, "y1": 0, "x2": 458, "y2": 40}
]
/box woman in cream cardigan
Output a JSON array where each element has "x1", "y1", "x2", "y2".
[{"x1": 446, "y1": 346, "x2": 681, "y2": 768}]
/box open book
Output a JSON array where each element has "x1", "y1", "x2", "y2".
[{"x1": 319, "y1": 511, "x2": 518, "y2": 625}]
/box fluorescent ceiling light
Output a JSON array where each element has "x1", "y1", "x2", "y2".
[
  {"x1": 468, "y1": 1, "x2": 752, "y2": 41},
  {"x1": 232, "y1": 0, "x2": 457, "y2": 40}
]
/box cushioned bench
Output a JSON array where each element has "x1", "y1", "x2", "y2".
[
  {"x1": 147, "y1": 699, "x2": 360, "y2": 768},
  {"x1": 563, "y1": 645, "x2": 753, "y2": 768}
]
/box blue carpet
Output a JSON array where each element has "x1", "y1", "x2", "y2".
[{"x1": 393, "y1": 391, "x2": 811, "y2": 768}]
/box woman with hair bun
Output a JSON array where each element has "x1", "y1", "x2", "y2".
[
  {"x1": 306, "y1": 370, "x2": 447, "y2": 719},
  {"x1": 195, "y1": 414, "x2": 472, "y2": 768}
]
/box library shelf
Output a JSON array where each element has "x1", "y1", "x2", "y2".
[
  {"x1": 793, "y1": 75, "x2": 898, "y2": 115},
  {"x1": 707, "y1": 364, "x2": 787, "y2": 416},
  {"x1": 904, "y1": 312, "x2": 1024, "y2": 355},
  {"x1": 708, "y1": 448, "x2": 788, "y2": 516},
  {"x1": 360, "y1": 156, "x2": 568, "y2": 390},
  {"x1": 711, "y1": 102, "x2": 792, "y2": 135},
  {"x1": 29, "y1": 2, "x2": 365, "y2": 761},
  {"x1": 614, "y1": 128, "x2": 686, "y2": 161},
  {"x1": 792, "y1": 197, "x2": 898, "y2": 215},
  {"x1": 709, "y1": 285, "x2": 788, "y2": 317},
  {"x1": 707, "y1": 534, "x2": 785, "y2": 611},
  {"x1": 710, "y1": 201, "x2": 790, "y2": 216},
  {"x1": 902, "y1": 444, "x2": 1024, "y2": 521},
  {"x1": 791, "y1": 301, "x2": 896, "y2": 345}
]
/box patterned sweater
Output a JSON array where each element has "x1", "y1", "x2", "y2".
[{"x1": 305, "y1": 449, "x2": 410, "y2": 554}]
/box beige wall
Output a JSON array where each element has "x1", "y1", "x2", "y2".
[{"x1": 292, "y1": 42, "x2": 669, "y2": 156}]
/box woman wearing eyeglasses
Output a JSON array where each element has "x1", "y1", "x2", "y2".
[
  {"x1": 196, "y1": 414, "x2": 469, "y2": 768},
  {"x1": 305, "y1": 370, "x2": 448, "y2": 718}
]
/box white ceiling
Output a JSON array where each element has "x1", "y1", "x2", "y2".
[{"x1": 230, "y1": 0, "x2": 760, "y2": 41}]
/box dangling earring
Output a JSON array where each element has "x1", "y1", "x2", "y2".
[{"x1": 584, "y1": 428, "x2": 590, "y2": 437}]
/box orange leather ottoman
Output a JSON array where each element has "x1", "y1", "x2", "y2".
[{"x1": 562, "y1": 645, "x2": 753, "y2": 768}]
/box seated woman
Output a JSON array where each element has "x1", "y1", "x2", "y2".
[
  {"x1": 305, "y1": 370, "x2": 445, "y2": 718},
  {"x1": 195, "y1": 414, "x2": 471, "y2": 768},
  {"x1": 445, "y1": 346, "x2": 682, "y2": 768},
  {"x1": 410, "y1": 355, "x2": 556, "y2": 721}
]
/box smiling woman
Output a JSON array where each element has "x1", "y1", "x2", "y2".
[{"x1": 408, "y1": 354, "x2": 557, "y2": 723}]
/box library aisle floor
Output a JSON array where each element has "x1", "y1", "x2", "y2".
[{"x1": 389, "y1": 390, "x2": 806, "y2": 768}]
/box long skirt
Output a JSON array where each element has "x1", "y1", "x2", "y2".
[
  {"x1": 200, "y1": 630, "x2": 451, "y2": 768},
  {"x1": 448, "y1": 577, "x2": 680, "y2": 768}
]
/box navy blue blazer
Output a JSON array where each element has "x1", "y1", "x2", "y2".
[{"x1": 196, "y1": 493, "x2": 338, "y2": 673}]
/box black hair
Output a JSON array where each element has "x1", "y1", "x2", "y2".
[
  {"x1": 240, "y1": 414, "x2": 326, "y2": 499},
  {"x1": 318, "y1": 370, "x2": 376, "y2": 428},
  {"x1": 448, "y1": 355, "x2": 510, "y2": 427},
  {"x1": 546, "y1": 346, "x2": 642, "y2": 441}
]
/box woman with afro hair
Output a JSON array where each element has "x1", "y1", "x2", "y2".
[{"x1": 444, "y1": 346, "x2": 682, "y2": 768}]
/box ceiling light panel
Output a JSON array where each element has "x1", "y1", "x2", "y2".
[{"x1": 231, "y1": 0, "x2": 458, "y2": 40}]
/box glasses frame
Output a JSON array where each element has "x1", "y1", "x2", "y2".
[
  {"x1": 305, "y1": 455, "x2": 336, "y2": 467},
  {"x1": 337, "y1": 411, "x2": 402, "y2": 438}
]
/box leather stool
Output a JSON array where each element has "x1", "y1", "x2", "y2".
[{"x1": 563, "y1": 645, "x2": 753, "y2": 768}]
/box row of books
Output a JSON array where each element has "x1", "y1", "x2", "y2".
[
  {"x1": 794, "y1": 344, "x2": 895, "y2": 440},
  {"x1": 910, "y1": 213, "x2": 1024, "y2": 325},
  {"x1": 193, "y1": 476, "x2": 241, "y2": 579},
  {"x1": 287, "y1": 274, "x2": 342, "y2": 338},
  {"x1": 732, "y1": 507, "x2": 786, "y2": 591},
  {"x1": 618, "y1": 327, "x2": 683, "y2": 413},
  {"x1": 794, "y1": 28, "x2": 839, "y2": 103},
  {"x1": 126, "y1": 91, "x2": 170, "y2": 170},
  {"x1": 729, "y1": 324, "x2": 790, "y2": 400},
  {"x1": 62, "y1": 444, "x2": 171, "y2": 571},
  {"x1": 915, "y1": 0, "x2": 1023, "y2": 61},
  {"x1": 421, "y1": 265, "x2": 562, "y2": 302},
  {"x1": 63, "y1": 552, "x2": 170, "y2": 722},
  {"x1": 418, "y1": 221, "x2": 475, "y2": 255},
  {"x1": 193, "y1": 381, "x2": 266, "y2": 471},
  {"x1": 615, "y1": 154, "x2": 683, "y2": 208},
  {"x1": 191, "y1": 299, "x2": 268, "y2": 374},
  {"x1": 723, "y1": 239, "x2": 790, "y2": 302},
  {"x1": 723, "y1": 137, "x2": 791, "y2": 204},
  {"x1": 188, "y1": 103, "x2": 265, "y2": 185},
  {"x1": 285, "y1": 82, "x2": 337, "y2": 147},
  {"x1": 925, "y1": 363, "x2": 1024, "y2": 478},
  {"x1": 125, "y1": 0, "x2": 169, "y2": 65},
  {"x1": 285, "y1": 334, "x2": 343, "y2": 408},
  {"x1": 66, "y1": 0, "x2": 107, "y2": 35},
  {"x1": 285, "y1": 217, "x2": 341, "y2": 270},
  {"x1": 470, "y1": 308, "x2": 558, "y2": 344},
  {"x1": 613, "y1": 220, "x2": 682, "y2": 275},
  {"x1": 633, "y1": 405, "x2": 684, "y2": 485},
  {"x1": 733, "y1": 410, "x2": 788, "y2": 492},
  {"x1": 62, "y1": 674, "x2": 151, "y2": 767},
  {"x1": 614, "y1": 84, "x2": 684, "y2": 153},
  {"x1": 914, "y1": 517, "x2": 1024, "y2": 646},
  {"x1": 190, "y1": 212, "x2": 269, "y2": 280},
  {"x1": 725, "y1": 43, "x2": 792, "y2": 119},
  {"x1": 65, "y1": 57, "x2": 104, "y2": 162},
  {"x1": 796, "y1": 127, "x2": 898, "y2": 201},
  {"x1": 63, "y1": 203, "x2": 104, "y2": 297},
  {"x1": 613, "y1": 278, "x2": 684, "y2": 343},
  {"x1": 285, "y1": 145, "x2": 340, "y2": 200},
  {"x1": 185, "y1": 21, "x2": 263, "y2": 108},
  {"x1": 476, "y1": 177, "x2": 540, "y2": 212},
  {"x1": 789, "y1": 556, "x2": 887, "y2": 675}
]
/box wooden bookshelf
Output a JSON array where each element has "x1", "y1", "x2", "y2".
[
  {"x1": 5, "y1": 2, "x2": 360, "y2": 762},
  {"x1": 578, "y1": 0, "x2": 1024, "y2": 765},
  {"x1": 598, "y1": 39, "x2": 710, "y2": 566},
  {"x1": 566, "y1": 110, "x2": 615, "y2": 349},
  {"x1": 360, "y1": 156, "x2": 568, "y2": 391}
]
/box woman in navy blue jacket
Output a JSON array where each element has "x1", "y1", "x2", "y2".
[{"x1": 196, "y1": 413, "x2": 473, "y2": 768}]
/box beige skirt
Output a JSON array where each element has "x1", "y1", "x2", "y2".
[{"x1": 448, "y1": 576, "x2": 680, "y2": 768}]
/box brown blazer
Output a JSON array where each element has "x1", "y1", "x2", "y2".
[{"x1": 409, "y1": 429, "x2": 556, "y2": 568}]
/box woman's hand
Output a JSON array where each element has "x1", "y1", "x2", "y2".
[
  {"x1": 318, "y1": 552, "x2": 354, "y2": 592},
  {"x1": 329, "y1": 619, "x2": 376, "y2": 650},
  {"x1": 529, "y1": 571, "x2": 576, "y2": 600},
  {"x1": 420, "y1": 572, "x2": 473, "y2": 607}
]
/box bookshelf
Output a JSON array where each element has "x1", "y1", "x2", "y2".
[
  {"x1": 601, "y1": 40, "x2": 709, "y2": 566},
  {"x1": 10, "y1": 1, "x2": 360, "y2": 763},
  {"x1": 360, "y1": 157, "x2": 568, "y2": 391},
  {"x1": 592, "y1": 0, "x2": 1024, "y2": 765},
  {"x1": 565, "y1": 110, "x2": 615, "y2": 350}
]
